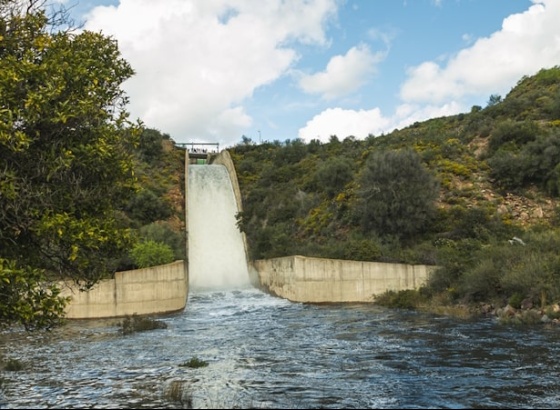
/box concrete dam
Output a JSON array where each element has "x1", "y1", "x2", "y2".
[{"x1": 60, "y1": 149, "x2": 434, "y2": 318}]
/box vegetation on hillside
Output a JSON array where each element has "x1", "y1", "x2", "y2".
[{"x1": 231, "y1": 66, "x2": 560, "y2": 314}]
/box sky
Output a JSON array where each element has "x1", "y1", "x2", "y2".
[{"x1": 58, "y1": 0, "x2": 560, "y2": 148}]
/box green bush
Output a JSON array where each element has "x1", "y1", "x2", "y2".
[
  {"x1": 508, "y1": 293, "x2": 525, "y2": 309},
  {"x1": 459, "y1": 257, "x2": 505, "y2": 302},
  {"x1": 488, "y1": 120, "x2": 540, "y2": 154},
  {"x1": 179, "y1": 357, "x2": 209, "y2": 368},
  {"x1": 374, "y1": 289, "x2": 427, "y2": 310},
  {"x1": 126, "y1": 189, "x2": 173, "y2": 226},
  {"x1": 120, "y1": 314, "x2": 168, "y2": 335},
  {"x1": 139, "y1": 222, "x2": 186, "y2": 260},
  {"x1": 313, "y1": 157, "x2": 354, "y2": 198},
  {"x1": 130, "y1": 240, "x2": 175, "y2": 268},
  {"x1": 356, "y1": 148, "x2": 439, "y2": 240},
  {"x1": 137, "y1": 128, "x2": 166, "y2": 163},
  {"x1": 500, "y1": 231, "x2": 560, "y2": 307},
  {"x1": 3, "y1": 358, "x2": 24, "y2": 372}
]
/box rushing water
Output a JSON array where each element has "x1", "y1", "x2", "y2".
[
  {"x1": 188, "y1": 164, "x2": 251, "y2": 290},
  {"x1": 1, "y1": 287, "x2": 560, "y2": 409}
]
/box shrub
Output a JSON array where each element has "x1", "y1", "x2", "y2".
[
  {"x1": 313, "y1": 158, "x2": 354, "y2": 198},
  {"x1": 137, "y1": 128, "x2": 166, "y2": 163},
  {"x1": 130, "y1": 240, "x2": 175, "y2": 268},
  {"x1": 179, "y1": 357, "x2": 209, "y2": 368},
  {"x1": 139, "y1": 222, "x2": 186, "y2": 260},
  {"x1": 374, "y1": 289, "x2": 427, "y2": 310},
  {"x1": 488, "y1": 120, "x2": 540, "y2": 154},
  {"x1": 459, "y1": 258, "x2": 504, "y2": 302},
  {"x1": 356, "y1": 148, "x2": 439, "y2": 241},
  {"x1": 126, "y1": 189, "x2": 173, "y2": 226},
  {"x1": 121, "y1": 314, "x2": 168, "y2": 335},
  {"x1": 508, "y1": 293, "x2": 525, "y2": 309},
  {"x1": 3, "y1": 358, "x2": 24, "y2": 372}
]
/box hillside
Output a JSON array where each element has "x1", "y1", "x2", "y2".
[
  {"x1": 224, "y1": 66, "x2": 560, "y2": 313},
  {"x1": 123, "y1": 129, "x2": 187, "y2": 270},
  {"x1": 150, "y1": 66, "x2": 560, "y2": 315}
]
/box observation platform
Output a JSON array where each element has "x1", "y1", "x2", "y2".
[{"x1": 175, "y1": 142, "x2": 220, "y2": 163}]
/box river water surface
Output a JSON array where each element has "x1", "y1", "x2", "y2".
[{"x1": 1, "y1": 286, "x2": 559, "y2": 409}]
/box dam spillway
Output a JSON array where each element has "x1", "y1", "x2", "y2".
[{"x1": 187, "y1": 164, "x2": 251, "y2": 290}]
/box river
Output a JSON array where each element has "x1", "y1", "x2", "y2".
[{"x1": 1, "y1": 286, "x2": 559, "y2": 409}]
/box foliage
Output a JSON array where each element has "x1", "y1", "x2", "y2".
[
  {"x1": 120, "y1": 313, "x2": 168, "y2": 335},
  {"x1": 2, "y1": 358, "x2": 24, "y2": 372},
  {"x1": 486, "y1": 66, "x2": 560, "y2": 121},
  {"x1": 312, "y1": 157, "x2": 354, "y2": 198},
  {"x1": 0, "y1": 258, "x2": 69, "y2": 331},
  {"x1": 374, "y1": 289, "x2": 428, "y2": 310},
  {"x1": 137, "y1": 127, "x2": 169, "y2": 163},
  {"x1": 179, "y1": 357, "x2": 209, "y2": 368},
  {"x1": 0, "y1": 2, "x2": 178, "y2": 329},
  {"x1": 487, "y1": 119, "x2": 540, "y2": 154},
  {"x1": 125, "y1": 188, "x2": 173, "y2": 226},
  {"x1": 488, "y1": 130, "x2": 560, "y2": 195},
  {"x1": 138, "y1": 222, "x2": 186, "y2": 260},
  {"x1": 487, "y1": 94, "x2": 502, "y2": 107},
  {"x1": 355, "y1": 148, "x2": 439, "y2": 240},
  {"x1": 228, "y1": 66, "x2": 560, "y2": 314},
  {"x1": 129, "y1": 240, "x2": 175, "y2": 268},
  {"x1": 0, "y1": 1, "x2": 139, "y2": 303}
]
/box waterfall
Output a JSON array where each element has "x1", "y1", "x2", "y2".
[{"x1": 187, "y1": 164, "x2": 251, "y2": 290}]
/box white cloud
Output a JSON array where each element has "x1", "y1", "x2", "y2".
[
  {"x1": 299, "y1": 0, "x2": 560, "y2": 144},
  {"x1": 297, "y1": 101, "x2": 463, "y2": 142},
  {"x1": 298, "y1": 44, "x2": 385, "y2": 100},
  {"x1": 400, "y1": 0, "x2": 560, "y2": 104},
  {"x1": 298, "y1": 107, "x2": 390, "y2": 142},
  {"x1": 82, "y1": 0, "x2": 338, "y2": 146}
]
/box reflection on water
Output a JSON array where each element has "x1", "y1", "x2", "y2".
[{"x1": 1, "y1": 287, "x2": 560, "y2": 409}]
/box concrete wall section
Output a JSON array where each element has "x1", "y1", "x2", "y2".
[
  {"x1": 60, "y1": 260, "x2": 188, "y2": 319},
  {"x1": 253, "y1": 255, "x2": 435, "y2": 303}
]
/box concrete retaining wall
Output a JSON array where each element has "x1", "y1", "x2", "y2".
[
  {"x1": 60, "y1": 260, "x2": 188, "y2": 319},
  {"x1": 253, "y1": 255, "x2": 435, "y2": 303}
]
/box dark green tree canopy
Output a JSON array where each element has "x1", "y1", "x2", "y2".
[{"x1": 356, "y1": 148, "x2": 439, "y2": 240}]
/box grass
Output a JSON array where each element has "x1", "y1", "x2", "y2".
[{"x1": 179, "y1": 357, "x2": 209, "y2": 368}]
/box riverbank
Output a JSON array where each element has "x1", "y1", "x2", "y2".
[{"x1": 374, "y1": 289, "x2": 560, "y2": 325}]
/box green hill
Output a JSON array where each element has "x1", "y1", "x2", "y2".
[{"x1": 224, "y1": 66, "x2": 560, "y2": 314}]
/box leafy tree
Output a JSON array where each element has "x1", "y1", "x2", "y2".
[
  {"x1": 487, "y1": 94, "x2": 502, "y2": 107},
  {"x1": 0, "y1": 1, "x2": 139, "y2": 329},
  {"x1": 137, "y1": 127, "x2": 167, "y2": 163},
  {"x1": 125, "y1": 188, "x2": 173, "y2": 226},
  {"x1": 356, "y1": 148, "x2": 439, "y2": 240},
  {"x1": 313, "y1": 157, "x2": 354, "y2": 198}
]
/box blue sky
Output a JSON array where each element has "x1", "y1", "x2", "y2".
[{"x1": 60, "y1": 0, "x2": 560, "y2": 148}]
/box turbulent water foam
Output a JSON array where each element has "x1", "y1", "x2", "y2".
[{"x1": 187, "y1": 164, "x2": 250, "y2": 290}]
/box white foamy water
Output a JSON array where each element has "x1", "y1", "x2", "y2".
[{"x1": 187, "y1": 164, "x2": 251, "y2": 290}]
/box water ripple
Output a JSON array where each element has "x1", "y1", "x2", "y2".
[{"x1": 2, "y1": 288, "x2": 560, "y2": 409}]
